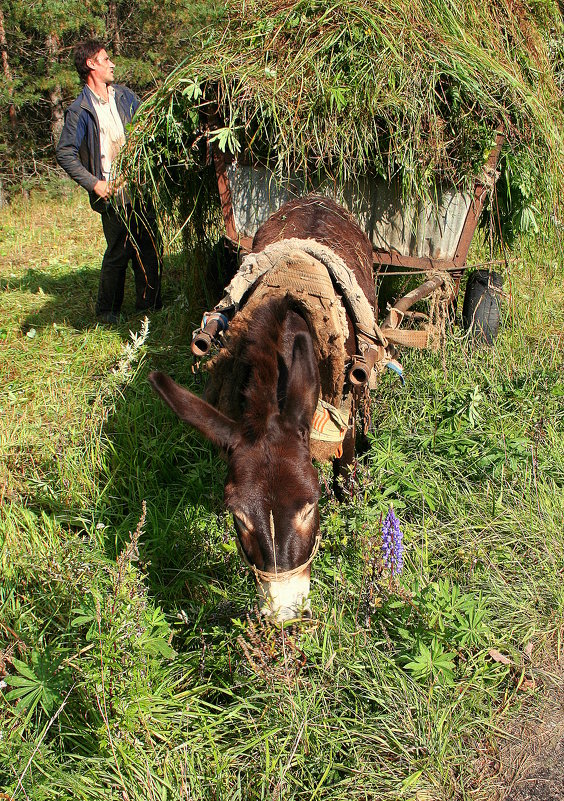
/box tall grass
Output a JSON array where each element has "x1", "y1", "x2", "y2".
[
  {"x1": 1, "y1": 187, "x2": 563, "y2": 800},
  {"x1": 122, "y1": 0, "x2": 564, "y2": 239}
]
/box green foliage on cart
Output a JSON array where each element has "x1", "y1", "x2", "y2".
[{"x1": 122, "y1": 0, "x2": 564, "y2": 247}]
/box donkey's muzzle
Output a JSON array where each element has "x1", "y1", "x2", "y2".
[{"x1": 256, "y1": 570, "x2": 311, "y2": 623}]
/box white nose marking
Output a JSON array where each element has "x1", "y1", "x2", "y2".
[{"x1": 257, "y1": 571, "x2": 311, "y2": 621}]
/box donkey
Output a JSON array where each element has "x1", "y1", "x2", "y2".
[{"x1": 149, "y1": 195, "x2": 376, "y2": 621}]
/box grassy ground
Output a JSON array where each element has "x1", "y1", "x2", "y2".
[{"x1": 0, "y1": 187, "x2": 563, "y2": 801}]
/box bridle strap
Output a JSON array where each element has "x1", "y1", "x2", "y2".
[{"x1": 236, "y1": 531, "x2": 322, "y2": 584}]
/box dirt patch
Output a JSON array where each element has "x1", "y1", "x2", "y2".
[{"x1": 494, "y1": 661, "x2": 564, "y2": 801}]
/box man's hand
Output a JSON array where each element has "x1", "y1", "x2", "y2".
[{"x1": 93, "y1": 180, "x2": 110, "y2": 199}]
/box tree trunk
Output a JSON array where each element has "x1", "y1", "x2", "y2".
[
  {"x1": 0, "y1": 7, "x2": 17, "y2": 129},
  {"x1": 107, "y1": 2, "x2": 121, "y2": 56},
  {"x1": 46, "y1": 32, "x2": 64, "y2": 143}
]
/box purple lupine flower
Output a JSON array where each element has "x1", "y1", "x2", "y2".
[
  {"x1": 381, "y1": 507, "x2": 404, "y2": 575},
  {"x1": 381, "y1": 512, "x2": 393, "y2": 569}
]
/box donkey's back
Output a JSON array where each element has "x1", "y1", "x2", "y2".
[{"x1": 252, "y1": 195, "x2": 376, "y2": 310}]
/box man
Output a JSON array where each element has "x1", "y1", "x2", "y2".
[{"x1": 56, "y1": 39, "x2": 161, "y2": 324}]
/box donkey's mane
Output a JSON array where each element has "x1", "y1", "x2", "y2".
[{"x1": 241, "y1": 295, "x2": 294, "y2": 440}]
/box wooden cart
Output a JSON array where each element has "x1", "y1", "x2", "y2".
[{"x1": 210, "y1": 131, "x2": 505, "y2": 350}]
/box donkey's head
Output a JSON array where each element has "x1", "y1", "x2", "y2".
[{"x1": 148, "y1": 308, "x2": 321, "y2": 621}]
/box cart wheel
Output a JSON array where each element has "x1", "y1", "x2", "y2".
[{"x1": 462, "y1": 269, "x2": 503, "y2": 344}]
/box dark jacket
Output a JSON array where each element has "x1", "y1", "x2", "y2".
[{"x1": 56, "y1": 84, "x2": 139, "y2": 212}]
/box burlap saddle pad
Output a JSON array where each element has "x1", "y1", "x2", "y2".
[{"x1": 205, "y1": 244, "x2": 353, "y2": 460}]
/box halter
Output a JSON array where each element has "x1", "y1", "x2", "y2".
[{"x1": 236, "y1": 530, "x2": 322, "y2": 584}]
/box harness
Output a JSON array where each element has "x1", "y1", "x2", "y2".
[
  {"x1": 202, "y1": 238, "x2": 388, "y2": 460},
  {"x1": 236, "y1": 531, "x2": 322, "y2": 584}
]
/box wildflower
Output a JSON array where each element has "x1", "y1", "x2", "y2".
[{"x1": 381, "y1": 507, "x2": 404, "y2": 575}]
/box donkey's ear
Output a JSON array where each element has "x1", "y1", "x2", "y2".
[
  {"x1": 282, "y1": 332, "x2": 320, "y2": 436},
  {"x1": 149, "y1": 371, "x2": 240, "y2": 452}
]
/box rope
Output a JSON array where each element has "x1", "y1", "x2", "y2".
[
  {"x1": 236, "y1": 531, "x2": 322, "y2": 584},
  {"x1": 427, "y1": 271, "x2": 454, "y2": 353},
  {"x1": 383, "y1": 270, "x2": 454, "y2": 352}
]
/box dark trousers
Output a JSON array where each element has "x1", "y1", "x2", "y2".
[{"x1": 96, "y1": 204, "x2": 162, "y2": 316}]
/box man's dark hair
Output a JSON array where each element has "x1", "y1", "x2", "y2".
[{"x1": 74, "y1": 39, "x2": 106, "y2": 83}]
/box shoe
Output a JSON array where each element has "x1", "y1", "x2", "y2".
[{"x1": 97, "y1": 311, "x2": 121, "y2": 325}]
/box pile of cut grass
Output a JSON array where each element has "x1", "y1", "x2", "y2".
[
  {"x1": 123, "y1": 0, "x2": 564, "y2": 237},
  {"x1": 1, "y1": 189, "x2": 563, "y2": 800}
]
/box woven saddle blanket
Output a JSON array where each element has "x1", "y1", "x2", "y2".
[{"x1": 205, "y1": 239, "x2": 380, "y2": 460}]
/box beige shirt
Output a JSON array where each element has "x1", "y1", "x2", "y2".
[{"x1": 86, "y1": 84, "x2": 126, "y2": 184}]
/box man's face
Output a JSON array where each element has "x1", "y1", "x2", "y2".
[{"x1": 87, "y1": 49, "x2": 115, "y2": 85}]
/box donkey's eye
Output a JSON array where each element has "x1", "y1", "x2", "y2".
[
  {"x1": 233, "y1": 511, "x2": 253, "y2": 534},
  {"x1": 294, "y1": 502, "x2": 316, "y2": 530}
]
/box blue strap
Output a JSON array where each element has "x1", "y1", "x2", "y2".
[
  {"x1": 386, "y1": 359, "x2": 405, "y2": 386},
  {"x1": 201, "y1": 312, "x2": 229, "y2": 333}
]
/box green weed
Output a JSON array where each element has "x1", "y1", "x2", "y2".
[{"x1": 0, "y1": 189, "x2": 562, "y2": 800}]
